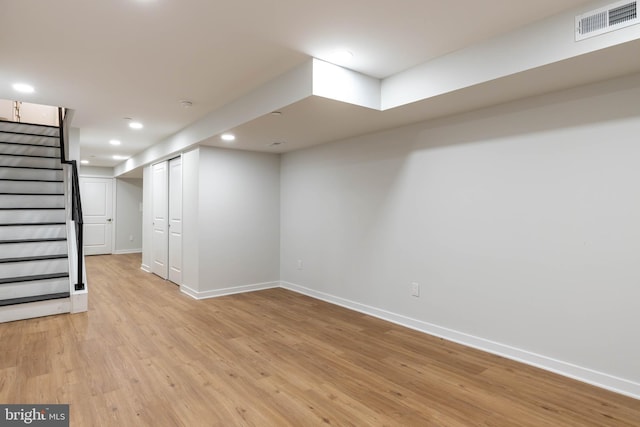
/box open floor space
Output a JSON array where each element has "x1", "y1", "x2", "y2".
[{"x1": 0, "y1": 253, "x2": 639, "y2": 426}]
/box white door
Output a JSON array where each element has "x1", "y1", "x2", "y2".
[
  {"x1": 151, "y1": 161, "x2": 168, "y2": 279},
  {"x1": 80, "y1": 177, "x2": 113, "y2": 255},
  {"x1": 168, "y1": 157, "x2": 183, "y2": 285}
]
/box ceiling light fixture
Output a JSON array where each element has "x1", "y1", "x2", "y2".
[
  {"x1": 12, "y1": 83, "x2": 35, "y2": 93},
  {"x1": 329, "y1": 49, "x2": 354, "y2": 64},
  {"x1": 271, "y1": 111, "x2": 282, "y2": 116},
  {"x1": 109, "y1": 139, "x2": 121, "y2": 146},
  {"x1": 80, "y1": 160, "x2": 90, "y2": 164},
  {"x1": 113, "y1": 155, "x2": 128, "y2": 160},
  {"x1": 129, "y1": 122, "x2": 143, "y2": 129},
  {"x1": 221, "y1": 133, "x2": 236, "y2": 142},
  {"x1": 179, "y1": 100, "x2": 193, "y2": 108}
]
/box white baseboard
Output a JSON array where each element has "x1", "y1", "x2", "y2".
[
  {"x1": 140, "y1": 264, "x2": 152, "y2": 273},
  {"x1": 181, "y1": 281, "x2": 280, "y2": 300},
  {"x1": 113, "y1": 249, "x2": 142, "y2": 255},
  {"x1": 280, "y1": 281, "x2": 640, "y2": 400},
  {"x1": 0, "y1": 298, "x2": 71, "y2": 323}
]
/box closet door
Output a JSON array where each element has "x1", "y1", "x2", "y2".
[
  {"x1": 151, "y1": 161, "x2": 168, "y2": 279},
  {"x1": 168, "y1": 157, "x2": 183, "y2": 284}
]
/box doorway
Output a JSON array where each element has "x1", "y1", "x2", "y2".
[{"x1": 79, "y1": 177, "x2": 113, "y2": 255}]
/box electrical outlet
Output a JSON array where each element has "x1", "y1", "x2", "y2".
[
  {"x1": 411, "y1": 282, "x2": 420, "y2": 297},
  {"x1": 297, "y1": 259, "x2": 303, "y2": 270}
]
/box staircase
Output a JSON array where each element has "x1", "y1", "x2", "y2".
[{"x1": 0, "y1": 119, "x2": 73, "y2": 319}]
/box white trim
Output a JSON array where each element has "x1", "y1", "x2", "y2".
[
  {"x1": 111, "y1": 177, "x2": 117, "y2": 254},
  {"x1": 0, "y1": 298, "x2": 71, "y2": 323},
  {"x1": 66, "y1": 218, "x2": 78, "y2": 287},
  {"x1": 180, "y1": 281, "x2": 280, "y2": 300},
  {"x1": 140, "y1": 264, "x2": 152, "y2": 273},
  {"x1": 70, "y1": 290, "x2": 88, "y2": 314},
  {"x1": 280, "y1": 281, "x2": 640, "y2": 400},
  {"x1": 113, "y1": 249, "x2": 142, "y2": 255}
]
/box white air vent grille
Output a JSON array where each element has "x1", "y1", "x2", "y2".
[
  {"x1": 576, "y1": 0, "x2": 638, "y2": 41},
  {"x1": 610, "y1": 2, "x2": 637, "y2": 24}
]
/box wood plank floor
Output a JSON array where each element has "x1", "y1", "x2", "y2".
[{"x1": 0, "y1": 254, "x2": 639, "y2": 426}]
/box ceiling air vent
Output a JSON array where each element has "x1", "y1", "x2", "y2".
[{"x1": 576, "y1": 0, "x2": 638, "y2": 41}]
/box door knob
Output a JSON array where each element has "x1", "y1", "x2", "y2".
[{"x1": 107, "y1": 218, "x2": 112, "y2": 222}]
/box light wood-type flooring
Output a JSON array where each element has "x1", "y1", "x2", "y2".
[{"x1": 0, "y1": 253, "x2": 639, "y2": 426}]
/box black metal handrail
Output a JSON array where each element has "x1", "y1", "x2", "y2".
[{"x1": 57, "y1": 108, "x2": 84, "y2": 291}]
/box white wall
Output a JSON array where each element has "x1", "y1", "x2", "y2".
[
  {"x1": 280, "y1": 73, "x2": 640, "y2": 397},
  {"x1": 0, "y1": 99, "x2": 12, "y2": 120},
  {"x1": 182, "y1": 150, "x2": 200, "y2": 291},
  {"x1": 179, "y1": 146, "x2": 281, "y2": 297},
  {"x1": 114, "y1": 178, "x2": 143, "y2": 254},
  {"x1": 68, "y1": 127, "x2": 80, "y2": 161}
]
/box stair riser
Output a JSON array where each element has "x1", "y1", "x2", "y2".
[
  {"x1": 0, "y1": 259, "x2": 69, "y2": 279},
  {"x1": 0, "y1": 225, "x2": 66, "y2": 240},
  {"x1": 0, "y1": 144, "x2": 60, "y2": 158},
  {"x1": 0, "y1": 278, "x2": 69, "y2": 301},
  {"x1": 0, "y1": 194, "x2": 64, "y2": 208},
  {"x1": 0, "y1": 122, "x2": 59, "y2": 137},
  {"x1": 0, "y1": 240, "x2": 67, "y2": 258},
  {"x1": 0, "y1": 155, "x2": 61, "y2": 169},
  {"x1": 0, "y1": 168, "x2": 63, "y2": 181},
  {"x1": 0, "y1": 210, "x2": 65, "y2": 224},
  {"x1": 0, "y1": 180, "x2": 63, "y2": 193}
]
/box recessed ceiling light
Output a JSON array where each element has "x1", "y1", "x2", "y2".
[
  {"x1": 129, "y1": 122, "x2": 143, "y2": 129},
  {"x1": 179, "y1": 100, "x2": 193, "y2": 108},
  {"x1": 271, "y1": 111, "x2": 282, "y2": 116},
  {"x1": 269, "y1": 141, "x2": 286, "y2": 147},
  {"x1": 109, "y1": 139, "x2": 121, "y2": 146},
  {"x1": 221, "y1": 133, "x2": 235, "y2": 142},
  {"x1": 12, "y1": 83, "x2": 35, "y2": 93},
  {"x1": 330, "y1": 49, "x2": 354, "y2": 64},
  {"x1": 80, "y1": 160, "x2": 90, "y2": 164},
  {"x1": 113, "y1": 155, "x2": 128, "y2": 160}
]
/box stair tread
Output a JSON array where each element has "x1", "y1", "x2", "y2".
[
  {"x1": 0, "y1": 130, "x2": 59, "y2": 138},
  {"x1": 0, "y1": 292, "x2": 70, "y2": 307},
  {"x1": 0, "y1": 222, "x2": 65, "y2": 227},
  {"x1": 0, "y1": 153, "x2": 59, "y2": 159},
  {"x1": 0, "y1": 207, "x2": 65, "y2": 210},
  {"x1": 0, "y1": 178, "x2": 63, "y2": 182},
  {"x1": 0, "y1": 192, "x2": 64, "y2": 196},
  {"x1": 0, "y1": 237, "x2": 66, "y2": 244},
  {"x1": 0, "y1": 254, "x2": 68, "y2": 264},
  {"x1": 0, "y1": 272, "x2": 69, "y2": 285},
  {"x1": 0, "y1": 165, "x2": 62, "y2": 170}
]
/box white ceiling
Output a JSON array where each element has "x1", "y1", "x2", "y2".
[{"x1": 0, "y1": 0, "x2": 614, "y2": 168}]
